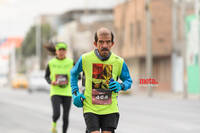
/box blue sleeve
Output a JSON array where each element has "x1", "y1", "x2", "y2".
[
  {"x1": 120, "y1": 62, "x2": 133, "y2": 91},
  {"x1": 70, "y1": 56, "x2": 83, "y2": 93}
]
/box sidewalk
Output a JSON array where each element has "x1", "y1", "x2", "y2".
[{"x1": 120, "y1": 89, "x2": 200, "y2": 100}]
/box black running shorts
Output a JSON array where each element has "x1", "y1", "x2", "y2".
[{"x1": 84, "y1": 112, "x2": 119, "y2": 132}]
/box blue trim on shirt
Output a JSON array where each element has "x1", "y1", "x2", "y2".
[
  {"x1": 70, "y1": 56, "x2": 83, "y2": 93},
  {"x1": 120, "y1": 62, "x2": 132, "y2": 91}
]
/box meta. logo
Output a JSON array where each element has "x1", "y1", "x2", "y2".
[{"x1": 139, "y1": 78, "x2": 159, "y2": 87}]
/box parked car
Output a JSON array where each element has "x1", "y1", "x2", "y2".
[
  {"x1": 12, "y1": 74, "x2": 28, "y2": 89},
  {"x1": 28, "y1": 71, "x2": 50, "y2": 93}
]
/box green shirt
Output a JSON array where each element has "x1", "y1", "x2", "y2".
[
  {"x1": 82, "y1": 51, "x2": 123, "y2": 114},
  {"x1": 49, "y1": 58, "x2": 73, "y2": 96}
]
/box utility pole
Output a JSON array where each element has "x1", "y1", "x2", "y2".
[
  {"x1": 36, "y1": 16, "x2": 41, "y2": 70},
  {"x1": 10, "y1": 44, "x2": 16, "y2": 79},
  {"x1": 145, "y1": 0, "x2": 153, "y2": 97},
  {"x1": 195, "y1": 0, "x2": 200, "y2": 97},
  {"x1": 172, "y1": 0, "x2": 178, "y2": 52},
  {"x1": 180, "y1": 0, "x2": 188, "y2": 99},
  {"x1": 172, "y1": 0, "x2": 178, "y2": 93}
]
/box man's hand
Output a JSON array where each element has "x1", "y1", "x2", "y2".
[
  {"x1": 109, "y1": 79, "x2": 122, "y2": 93},
  {"x1": 72, "y1": 91, "x2": 86, "y2": 108}
]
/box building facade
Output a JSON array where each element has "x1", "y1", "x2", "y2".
[{"x1": 114, "y1": 0, "x2": 173, "y2": 91}]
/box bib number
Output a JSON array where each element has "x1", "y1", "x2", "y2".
[
  {"x1": 92, "y1": 89, "x2": 111, "y2": 105},
  {"x1": 55, "y1": 74, "x2": 68, "y2": 88}
]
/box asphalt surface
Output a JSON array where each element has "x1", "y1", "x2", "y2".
[{"x1": 0, "y1": 88, "x2": 200, "y2": 133}]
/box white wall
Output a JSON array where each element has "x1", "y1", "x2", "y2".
[
  {"x1": 172, "y1": 53, "x2": 184, "y2": 92},
  {"x1": 57, "y1": 21, "x2": 93, "y2": 60}
]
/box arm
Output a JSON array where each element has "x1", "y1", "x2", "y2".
[
  {"x1": 45, "y1": 64, "x2": 51, "y2": 84},
  {"x1": 70, "y1": 56, "x2": 86, "y2": 108},
  {"x1": 73, "y1": 61, "x2": 81, "y2": 80},
  {"x1": 109, "y1": 62, "x2": 132, "y2": 92},
  {"x1": 119, "y1": 62, "x2": 133, "y2": 91},
  {"x1": 70, "y1": 56, "x2": 83, "y2": 93},
  {"x1": 44, "y1": 64, "x2": 61, "y2": 86}
]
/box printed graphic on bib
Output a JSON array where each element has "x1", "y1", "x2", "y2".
[
  {"x1": 92, "y1": 64, "x2": 112, "y2": 105},
  {"x1": 56, "y1": 74, "x2": 68, "y2": 88}
]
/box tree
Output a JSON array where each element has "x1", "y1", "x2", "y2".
[{"x1": 17, "y1": 23, "x2": 56, "y2": 71}]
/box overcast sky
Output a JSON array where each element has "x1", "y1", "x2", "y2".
[{"x1": 0, "y1": 0, "x2": 125, "y2": 38}]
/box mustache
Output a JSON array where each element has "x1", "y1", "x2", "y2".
[{"x1": 101, "y1": 48, "x2": 109, "y2": 51}]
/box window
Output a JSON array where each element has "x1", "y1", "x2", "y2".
[{"x1": 136, "y1": 21, "x2": 141, "y2": 45}]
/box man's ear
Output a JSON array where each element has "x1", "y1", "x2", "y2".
[
  {"x1": 94, "y1": 41, "x2": 97, "y2": 47},
  {"x1": 111, "y1": 42, "x2": 114, "y2": 47}
]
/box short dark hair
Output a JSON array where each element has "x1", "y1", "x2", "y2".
[{"x1": 94, "y1": 31, "x2": 114, "y2": 43}]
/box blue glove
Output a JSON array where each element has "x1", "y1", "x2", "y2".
[
  {"x1": 109, "y1": 79, "x2": 122, "y2": 93},
  {"x1": 72, "y1": 87, "x2": 79, "y2": 94},
  {"x1": 72, "y1": 91, "x2": 86, "y2": 108}
]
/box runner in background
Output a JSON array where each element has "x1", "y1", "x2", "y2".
[{"x1": 44, "y1": 42, "x2": 73, "y2": 133}]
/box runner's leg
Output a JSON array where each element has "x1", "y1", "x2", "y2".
[
  {"x1": 100, "y1": 113, "x2": 119, "y2": 133},
  {"x1": 62, "y1": 96, "x2": 72, "y2": 133},
  {"x1": 51, "y1": 96, "x2": 62, "y2": 126},
  {"x1": 84, "y1": 113, "x2": 100, "y2": 133}
]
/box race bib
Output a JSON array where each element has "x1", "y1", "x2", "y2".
[
  {"x1": 92, "y1": 88, "x2": 112, "y2": 105},
  {"x1": 92, "y1": 64, "x2": 112, "y2": 105},
  {"x1": 55, "y1": 74, "x2": 68, "y2": 86}
]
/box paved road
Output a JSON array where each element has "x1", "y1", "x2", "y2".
[{"x1": 0, "y1": 88, "x2": 200, "y2": 133}]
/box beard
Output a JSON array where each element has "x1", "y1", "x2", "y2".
[{"x1": 100, "y1": 50, "x2": 109, "y2": 57}]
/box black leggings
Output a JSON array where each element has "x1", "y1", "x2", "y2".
[{"x1": 51, "y1": 95, "x2": 72, "y2": 133}]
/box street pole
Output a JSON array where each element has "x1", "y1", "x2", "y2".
[
  {"x1": 181, "y1": 0, "x2": 188, "y2": 99},
  {"x1": 145, "y1": 0, "x2": 153, "y2": 97},
  {"x1": 36, "y1": 16, "x2": 41, "y2": 70},
  {"x1": 195, "y1": 0, "x2": 200, "y2": 97},
  {"x1": 172, "y1": 0, "x2": 177, "y2": 48},
  {"x1": 11, "y1": 44, "x2": 16, "y2": 79},
  {"x1": 172, "y1": 0, "x2": 178, "y2": 92}
]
